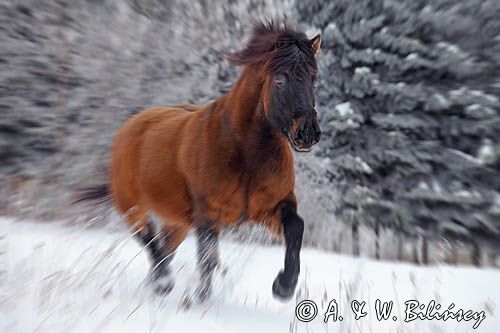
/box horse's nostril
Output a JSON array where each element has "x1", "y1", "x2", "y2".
[
  {"x1": 296, "y1": 124, "x2": 309, "y2": 143},
  {"x1": 296, "y1": 129, "x2": 304, "y2": 141}
]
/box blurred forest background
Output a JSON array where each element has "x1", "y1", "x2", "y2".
[{"x1": 1, "y1": 0, "x2": 500, "y2": 267}]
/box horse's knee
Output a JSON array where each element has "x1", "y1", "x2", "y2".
[
  {"x1": 283, "y1": 215, "x2": 303, "y2": 238},
  {"x1": 281, "y1": 202, "x2": 304, "y2": 240}
]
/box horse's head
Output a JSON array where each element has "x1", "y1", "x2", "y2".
[
  {"x1": 260, "y1": 32, "x2": 321, "y2": 152},
  {"x1": 228, "y1": 21, "x2": 322, "y2": 152}
]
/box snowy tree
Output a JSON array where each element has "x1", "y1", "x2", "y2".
[{"x1": 296, "y1": 0, "x2": 500, "y2": 253}]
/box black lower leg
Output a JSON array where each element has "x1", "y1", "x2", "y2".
[
  {"x1": 136, "y1": 224, "x2": 174, "y2": 279},
  {"x1": 272, "y1": 201, "x2": 304, "y2": 300},
  {"x1": 195, "y1": 225, "x2": 219, "y2": 301}
]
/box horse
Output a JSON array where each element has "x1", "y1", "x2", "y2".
[{"x1": 77, "y1": 21, "x2": 322, "y2": 302}]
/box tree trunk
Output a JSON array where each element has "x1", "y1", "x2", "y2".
[
  {"x1": 471, "y1": 241, "x2": 481, "y2": 267},
  {"x1": 397, "y1": 233, "x2": 403, "y2": 261},
  {"x1": 412, "y1": 239, "x2": 419, "y2": 264},
  {"x1": 352, "y1": 220, "x2": 359, "y2": 257},
  {"x1": 422, "y1": 237, "x2": 429, "y2": 265}
]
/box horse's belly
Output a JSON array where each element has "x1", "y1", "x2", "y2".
[{"x1": 190, "y1": 176, "x2": 242, "y2": 223}]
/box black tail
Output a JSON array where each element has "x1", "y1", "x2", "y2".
[{"x1": 72, "y1": 184, "x2": 111, "y2": 205}]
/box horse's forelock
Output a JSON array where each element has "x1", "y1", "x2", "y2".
[{"x1": 226, "y1": 20, "x2": 317, "y2": 80}]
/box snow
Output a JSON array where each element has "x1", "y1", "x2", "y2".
[
  {"x1": 334, "y1": 102, "x2": 354, "y2": 117},
  {"x1": 355, "y1": 156, "x2": 373, "y2": 174},
  {"x1": 405, "y1": 53, "x2": 418, "y2": 61},
  {"x1": 354, "y1": 66, "x2": 371, "y2": 74},
  {"x1": 0, "y1": 217, "x2": 499, "y2": 332},
  {"x1": 478, "y1": 139, "x2": 495, "y2": 165}
]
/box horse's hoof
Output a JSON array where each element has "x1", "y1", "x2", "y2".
[
  {"x1": 272, "y1": 271, "x2": 297, "y2": 301},
  {"x1": 178, "y1": 282, "x2": 211, "y2": 308},
  {"x1": 152, "y1": 274, "x2": 175, "y2": 295}
]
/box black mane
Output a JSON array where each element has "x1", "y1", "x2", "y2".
[{"x1": 227, "y1": 20, "x2": 317, "y2": 80}]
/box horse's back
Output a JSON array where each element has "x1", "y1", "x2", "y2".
[{"x1": 110, "y1": 106, "x2": 196, "y2": 225}]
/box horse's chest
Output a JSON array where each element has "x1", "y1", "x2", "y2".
[{"x1": 211, "y1": 164, "x2": 294, "y2": 224}]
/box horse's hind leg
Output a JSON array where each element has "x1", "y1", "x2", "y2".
[
  {"x1": 131, "y1": 212, "x2": 188, "y2": 295},
  {"x1": 134, "y1": 222, "x2": 175, "y2": 294},
  {"x1": 153, "y1": 224, "x2": 190, "y2": 293},
  {"x1": 194, "y1": 225, "x2": 219, "y2": 302}
]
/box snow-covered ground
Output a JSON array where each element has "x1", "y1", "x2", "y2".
[{"x1": 0, "y1": 217, "x2": 498, "y2": 333}]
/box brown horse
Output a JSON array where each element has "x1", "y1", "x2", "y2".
[{"x1": 78, "y1": 21, "x2": 322, "y2": 302}]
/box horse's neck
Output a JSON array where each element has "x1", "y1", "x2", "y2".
[
  {"x1": 219, "y1": 66, "x2": 291, "y2": 166},
  {"x1": 224, "y1": 66, "x2": 263, "y2": 133}
]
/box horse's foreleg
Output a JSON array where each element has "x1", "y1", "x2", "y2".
[
  {"x1": 272, "y1": 201, "x2": 304, "y2": 300},
  {"x1": 194, "y1": 225, "x2": 219, "y2": 302}
]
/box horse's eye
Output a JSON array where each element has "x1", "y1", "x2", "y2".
[{"x1": 274, "y1": 75, "x2": 286, "y2": 86}]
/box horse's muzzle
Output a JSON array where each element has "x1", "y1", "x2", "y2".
[{"x1": 289, "y1": 118, "x2": 321, "y2": 152}]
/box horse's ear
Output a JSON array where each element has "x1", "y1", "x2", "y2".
[{"x1": 310, "y1": 34, "x2": 321, "y2": 57}]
